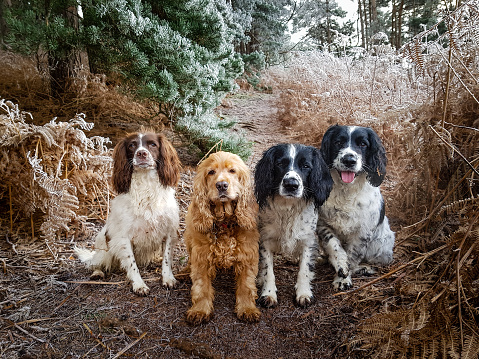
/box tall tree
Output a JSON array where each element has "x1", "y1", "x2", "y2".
[
  {"x1": 293, "y1": 0, "x2": 351, "y2": 52},
  {"x1": 390, "y1": 0, "x2": 442, "y2": 49},
  {"x1": 4, "y1": 0, "x2": 83, "y2": 97},
  {"x1": 232, "y1": 0, "x2": 291, "y2": 64}
]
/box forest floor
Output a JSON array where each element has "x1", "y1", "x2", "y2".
[{"x1": 0, "y1": 90, "x2": 385, "y2": 358}]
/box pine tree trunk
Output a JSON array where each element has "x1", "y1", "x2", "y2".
[
  {"x1": 358, "y1": 0, "x2": 366, "y2": 48},
  {"x1": 326, "y1": 0, "x2": 331, "y2": 52},
  {"x1": 47, "y1": 5, "x2": 84, "y2": 99},
  {"x1": 0, "y1": 0, "x2": 11, "y2": 47},
  {"x1": 362, "y1": 0, "x2": 369, "y2": 49},
  {"x1": 370, "y1": 0, "x2": 377, "y2": 33},
  {"x1": 396, "y1": 0, "x2": 404, "y2": 49}
]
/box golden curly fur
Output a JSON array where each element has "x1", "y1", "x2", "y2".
[{"x1": 184, "y1": 151, "x2": 260, "y2": 324}]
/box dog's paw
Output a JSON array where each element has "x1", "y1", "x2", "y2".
[
  {"x1": 186, "y1": 309, "x2": 213, "y2": 325},
  {"x1": 257, "y1": 295, "x2": 278, "y2": 308},
  {"x1": 162, "y1": 275, "x2": 177, "y2": 289},
  {"x1": 332, "y1": 275, "x2": 352, "y2": 291},
  {"x1": 90, "y1": 269, "x2": 105, "y2": 280},
  {"x1": 132, "y1": 282, "x2": 150, "y2": 296},
  {"x1": 295, "y1": 294, "x2": 313, "y2": 308},
  {"x1": 354, "y1": 265, "x2": 376, "y2": 276},
  {"x1": 237, "y1": 306, "x2": 261, "y2": 323}
]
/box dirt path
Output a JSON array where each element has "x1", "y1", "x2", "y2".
[{"x1": 217, "y1": 91, "x2": 290, "y2": 165}]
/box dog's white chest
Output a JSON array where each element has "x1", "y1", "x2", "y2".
[
  {"x1": 320, "y1": 179, "x2": 382, "y2": 240},
  {"x1": 259, "y1": 197, "x2": 317, "y2": 257}
]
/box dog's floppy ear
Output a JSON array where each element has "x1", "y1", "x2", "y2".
[
  {"x1": 157, "y1": 133, "x2": 181, "y2": 188},
  {"x1": 254, "y1": 146, "x2": 277, "y2": 209},
  {"x1": 319, "y1": 125, "x2": 338, "y2": 166},
  {"x1": 235, "y1": 160, "x2": 258, "y2": 230},
  {"x1": 309, "y1": 147, "x2": 333, "y2": 209},
  {"x1": 112, "y1": 137, "x2": 132, "y2": 194},
  {"x1": 365, "y1": 127, "x2": 387, "y2": 187},
  {"x1": 189, "y1": 160, "x2": 215, "y2": 233}
]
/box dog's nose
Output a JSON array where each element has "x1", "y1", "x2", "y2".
[
  {"x1": 216, "y1": 181, "x2": 229, "y2": 192},
  {"x1": 136, "y1": 149, "x2": 148, "y2": 159},
  {"x1": 282, "y1": 177, "x2": 299, "y2": 191},
  {"x1": 341, "y1": 154, "x2": 357, "y2": 167}
]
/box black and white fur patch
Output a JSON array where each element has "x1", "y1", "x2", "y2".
[
  {"x1": 317, "y1": 125, "x2": 395, "y2": 291},
  {"x1": 254, "y1": 143, "x2": 332, "y2": 307}
]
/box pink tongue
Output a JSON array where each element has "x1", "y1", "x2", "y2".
[{"x1": 341, "y1": 171, "x2": 355, "y2": 183}]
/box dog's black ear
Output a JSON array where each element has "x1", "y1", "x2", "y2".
[
  {"x1": 309, "y1": 147, "x2": 333, "y2": 209},
  {"x1": 320, "y1": 125, "x2": 339, "y2": 166},
  {"x1": 254, "y1": 146, "x2": 277, "y2": 209},
  {"x1": 366, "y1": 127, "x2": 387, "y2": 187}
]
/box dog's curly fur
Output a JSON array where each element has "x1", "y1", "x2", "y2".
[{"x1": 184, "y1": 151, "x2": 260, "y2": 325}]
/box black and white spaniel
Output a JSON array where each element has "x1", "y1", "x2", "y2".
[
  {"x1": 317, "y1": 125, "x2": 395, "y2": 291},
  {"x1": 75, "y1": 131, "x2": 181, "y2": 296},
  {"x1": 254, "y1": 144, "x2": 333, "y2": 307}
]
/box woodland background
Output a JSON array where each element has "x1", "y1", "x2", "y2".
[{"x1": 0, "y1": 0, "x2": 479, "y2": 358}]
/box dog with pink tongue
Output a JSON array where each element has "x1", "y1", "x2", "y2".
[{"x1": 316, "y1": 125, "x2": 395, "y2": 291}]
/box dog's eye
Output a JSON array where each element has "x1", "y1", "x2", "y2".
[
  {"x1": 208, "y1": 170, "x2": 216, "y2": 175},
  {"x1": 128, "y1": 142, "x2": 137, "y2": 149},
  {"x1": 229, "y1": 169, "x2": 236, "y2": 173},
  {"x1": 302, "y1": 164, "x2": 310, "y2": 169},
  {"x1": 149, "y1": 142, "x2": 157, "y2": 148},
  {"x1": 359, "y1": 141, "x2": 368, "y2": 147}
]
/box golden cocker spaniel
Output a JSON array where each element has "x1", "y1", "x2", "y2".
[{"x1": 184, "y1": 151, "x2": 260, "y2": 324}]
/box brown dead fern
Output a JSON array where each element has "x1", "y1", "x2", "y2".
[{"x1": 0, "y1": 98, "x2": 112, "y2": 245}]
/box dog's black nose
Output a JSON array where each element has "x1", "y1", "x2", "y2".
[
  {"x1": 282, "y1": 177, "x2": 299, "y2": 191},
  {"x1": 341, "y1": 154, "x2": 357, "y2": 167},
  {"x1": 216, "y1": 181, "x2": 229, "y2": 192},
  {"x1": 136, "y1": 149, "x2": 148, "y2": 159}
]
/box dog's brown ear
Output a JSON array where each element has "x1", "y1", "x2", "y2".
[
  {"x1": 190, "y1": 166, "x2": 215, "y2": 233},
  {"x1": 234, "y1": 162, "x2": 258, "y2": 231},
  {"x1": 112, "y1": 137, "x2": 132, "y2": 194},
  {"x1": 157, "y1": 134, "x2": 181, "y2": 188}
]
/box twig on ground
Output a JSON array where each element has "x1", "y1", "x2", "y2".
[{"x1": 111, "y1": 332, "x2": 148, "y2": 359}]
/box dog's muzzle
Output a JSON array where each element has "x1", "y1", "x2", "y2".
[{"x1": 279, "y1": 172, "x2": 303, "y2": 197}]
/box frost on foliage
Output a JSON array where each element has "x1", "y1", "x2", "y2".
[
  {"x1": 177, "y1": 111, "x2": 252, "y2": 160},
  {"x1": 0, "y1": 98, "x2": 113, "y2": 243}
]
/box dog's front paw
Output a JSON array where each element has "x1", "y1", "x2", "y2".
[
  {"x1": 237, "y1": 306, "x2": 261, "y2": 323},
  {"x1": 162, "y1": 275, "x2": 177, "y2": 289},
  {"x1": 186, "y1": 309, "x2": 213, "y2": 325},
  {"x1": 132, "y1": 282, "x2": 150, "y2": 296},
  {"x1": 257, "y1": 295, "x2": 278, "y2": 308},
  {"x1": 332, "y1": 275, "x2": 352, "y2": 291},
  {"x1": 295, "y1": 294, "x2": 313, "y2": 308}
]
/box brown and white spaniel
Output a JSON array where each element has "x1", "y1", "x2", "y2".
[
  {"x1": 184, "y1": 151, "x2": 260, "y2": 324},
  {"x1": 75, "y1": 131, "x2": 181, "y2": 296}
]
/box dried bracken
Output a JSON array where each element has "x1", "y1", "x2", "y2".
[{"x1": 0, "y1": 99, "x2": 113, "y2": 244}]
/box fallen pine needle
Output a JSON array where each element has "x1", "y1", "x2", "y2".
[
  {"x1": 13, "y1": 323, "x2": 45, "y2": 343},
  {"x1": 64, "y1": 280, "x2": 124, "y2": 286},
  {"x1": 54, "y1": 284, "x2": 82, "y2": 312},
  {"x1": 15, "y1": 317, "x2": 56, "y2": 326},
  {"x1": 83, "y1": 323, "x2": 107, "y2": 349},
  {"x1": 112, "y1": 332, "x2": 148, "y2": 359}
]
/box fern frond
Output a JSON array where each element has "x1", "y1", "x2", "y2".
[{"x1": 462, "y1": 334, "x2": 479, "y2": 359}]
